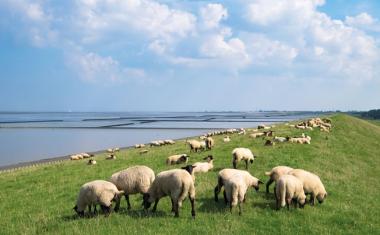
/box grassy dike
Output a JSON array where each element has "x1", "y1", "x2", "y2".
[{"x1": 0, "y1": 114, "x2": 379, "y2": 235}]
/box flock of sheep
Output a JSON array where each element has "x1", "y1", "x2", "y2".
[{"x1": 73, "y1": 117, "x2": 331, "y2": 218}]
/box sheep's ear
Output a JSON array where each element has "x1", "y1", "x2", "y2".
[{"x1": 192, "y1": 165, "x2": 197, "y2": 168}]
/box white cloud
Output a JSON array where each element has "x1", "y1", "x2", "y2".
[
  {"x1": 200, "y1": 3, "x2": 228, "y2": 29},
  {"x1": 345, "y1": 13, "x2": 380, "y2": 32},
  {"x1": 66, "y1": 51, "x2": 145, "y2": 82}
]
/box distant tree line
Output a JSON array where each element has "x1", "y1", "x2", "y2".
[{"x1": 361, "y1": 109, "x2": 380, "y2": 119}]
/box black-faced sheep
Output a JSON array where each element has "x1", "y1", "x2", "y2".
[
  {"x1": 166, "y1": 154, "x2": 189, "y2": 165},
  {"x1": 264, "y1": 166, "x2": 294, "y2": 193},
  {"x1": 275, "y1": 175, "x2": 306, "y2": 210},
  {"x1": 192, "y1": 155, "x2": 214, "y2": 174},
  {"x1": 231, "y1": 148, "x2": 255, "y2": 169}
]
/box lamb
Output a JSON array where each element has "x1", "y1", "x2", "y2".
[
  {"x1": 223, "y1": 172, "x2": 262, "y2": 215},
  {"x1": 223, "y1": 136, "x2": 231, "y2": 142},
  {"x1": 205, "y1": 137, "x2": 214, "y2": 150},
  {"x1": 166, "y1": 154, "x2": 189, "y2": 165},
  {"x1": 87, "y1": 159, "x2": 97, "y2": 165},
  {"x1": 273, "y1": 136, "x2": 287, "y2": 143},
  {"x1": 231, "y1": 148, "x2": 255, "y2": 169},
  {"x1": 289, "y1": 169, "x2": 327, "y2": 205},
  {"x1": 192, "y1": 155, "x2": 214, "y2": 174},
  {"x1": 142, "y1": 167, "x2": 196, "y2": 218},
  {"x1": 214, "y1": 169, "x2": 263, "y2": 204},
  {"x1": 249, "y1": 132, "x2": 265, "y2": 138},
  {"x1": 264, "y1": 166, "x2": 294, "y2": 193},
  {"x1": 275, "y1": 175, "x2": 306, "y2": 210},
  {"x1": 106, "y1": 154, "x2": 116, "y2": 160},
  {"x1": 110, "y1": 166, "x2": 155, "y2": 210},
  {"x1": 187, "y1": 140, "x2": 204, "y2": 152},
  {"x1": 73, "y1": 180, "x2": 124, "y2": 217}
]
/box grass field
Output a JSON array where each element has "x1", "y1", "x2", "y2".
[{"x1": 1, "y1": 114, "x2": 379, "y2": 235}]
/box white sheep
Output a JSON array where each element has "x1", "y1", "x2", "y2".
[
  {"x1": 273, "y1": 136, "x2": 287, "y2": 143},
  {"x1": 231, "y1": 148, "x2": 255, "y2": 169},
  {"x1": 187, "y1": 140, "x2": 204, "y2": 152},
  {"x1": 289, "y1": 169, "x2": 327, "y2": 205},
  {"x1": 249, "y1": 132, "x2": 265, "y2": 138},
  {"x1": 106, "y1": 154, "x2": 116, "y2": 160},
  {"x1": 275, "y1": 175, "x2": 306, "y2": 210},
  {"x1": 87, "y1": 159, "x2": 97, "y2": 165},
  {"x1": 214, "y1": 169, "x2": 263, "y2": 204},
  {"x1": 73, "y1": 180, "x2": 124, "y2": 217},
  {"x1": 110, "y1": 166, "x2": 155, "y2": 210},
  {"x1": 223, "y1": 172, "x2": 262, "y2": 215},
  {"x1": 142, "y1": 167, "x2": 196, "y2": 218},
  {"x1": 164, "y1": 139, "x2": 175, "y2": 145},
  {"x1": 70, "y1": 154, "x2": 81, "y2": 160},
  {"x1": 205, "y1": 137, "x2": 214, "y2": 150},
  {"x1": 264, "y1": 166, "x2": 294, "y2": 193},
  {"x1": 166, "y1": 154, "x2": 189, "y2": 165},
  {"x1": 192, "y1": 155, "x2": 214, "y2": 174},
  {"x1": 223, "y1": 136, "x2": 231, "y2": 142}
]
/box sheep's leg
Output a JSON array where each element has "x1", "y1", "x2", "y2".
[
  {"x1": 93, "y1": 205, "x2": 97, "y2": 214},
  {"x1": 189, "y1": 196, "x2": 196, "y2": 219},
  {"x1": 173, "y1": 201, "x2": 179, "y2": 217},
  {"x1": 232, "y1": 161, "x2": 237, "y2": 169},
  {"x1": 101, "y1": 205, "x2": 111, "y2": 217},
  {"x1": 310, "y1": 193, "x2": 316, "y2": 206},
  {"x1": 88, "y1": 205, "x2": 92, "y2": 215},
  {"x1": 286, "y1": 198, "x2": 292, "y2": 210},
  {"x1": 125, "y1": 194, "x2": 131, "y2": 210},
  {"x1": 214, "y1": 185, "x2": 220, "y2": 202},
  {"x1": 238, "y1": 202, "x2": 242, "y2": 216},
  {"x1": 266, "y1": 179, "x2": 274, "y2": 194},
  {"x1": 223, "y1": 190, "x2": 228, "y2": 205},
  {"x1": 245, "y1": 160, "x2": 248, "y2": 170},
  {"x1": 274, "y1": 186, "x2": 277, "y2": 199},
  {"x1": 276, "y1": 197, "x2": 280, "y2": 210},
  {"x1": 152, "y1": 199, "x2": 159, "y2": 212},
  {"x1": 114, "y1": 196, "x2": 121, "y2": 212},
  {"x1": 171, "y1": 199, "x2": 175, "y2": 213}
]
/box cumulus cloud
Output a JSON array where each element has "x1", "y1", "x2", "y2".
[
  {"x1": 345, "y1": 13, "x2": 380, "y2": 32},
  {"x1": 200, "y1": 3, "x2": 228, "y2": 29}
]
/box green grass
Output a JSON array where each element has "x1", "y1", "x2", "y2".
[{"x1": 1, "y1": 114, "x2": 379, "y2": 235}]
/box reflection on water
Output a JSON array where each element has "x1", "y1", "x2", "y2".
[{"x1": 0, "y1": 111, "x2": 319, "y2": 166}]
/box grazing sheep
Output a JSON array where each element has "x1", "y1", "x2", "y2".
[
  {"x1": 289, "y1": 169, "x2": 327, "y2": 205},
  {"x1": 264, "y1": 140, "x2": 275, "y2": 146},
  {"x1": 223, "y1": 172, "x2": 263, "y2": 215},
  {"x1": 135, "y1": 144, "x2": 145, "y2": 148},
  {"x1": 264, "y1": 166, "x2": 294, "y2": 193},
  {"x1": 214, "y1": 169, "x2": 263, "y2": 204},
  {"x1": 166, "y1": 154, "x2": 189, "y2": 165},
  {"x1": 106, "y1": 154, "x2": 116, "y2": 160},
  {"x1": 80, "y1": 153, "x2": 92, "y2": 158},
  {"x1": 73, "y1": 180, "x2": 124, "y2": 217},
  {"x1": 87, "y1": 159, "x2": 97, "y2": 165},
  {"x1": 275, "y1": 175, "x2": 306, "y2": 210},
  {"x1": 273, "y1": 136, "x2": 287, "y2": 143},
  {"x1": 107, "y1": 148, "x2": 114, "y2": 153},
  {"x1": 264, "y1": 131, "x2": 274, "y2": 137},
  {"x1": 205, "y1": 137, "x2": 215, "y2": 150},
  {"x1": 164, "y1": 139, "x2": 175, "y2": 145},
  {"x1": 306, "y1": 126, "x2": 314, "y2": 131},
  {"x1": 110, "y1": 166, "x2": 155, "y2": 210},
  {"x1": 142, "y1": 167, "x2": 196, "y2": 218},
  {"x1": 249, "y1": 132, "x2": 265, "y2": 138},
  {"x1": 70, "y1": 154, "x2": 82, "y2": 160},
  {"x1": 287, "y1": 137, "x2": 311, "y2": 144},
  {"x1": 199, "y1": 135, "x2": 207, "y2": 140},
  {"x1": 320, "y1": 125, "x2": 330, "y2": 132},
  {"x1": 139, "y1": 149, "x2": 149, "y2": 154},
  {"x1": 223, "y1": 136, "x2": 231, "y2": 142},
  {"x1": 192, "y1": 155, "x2": 214, "y2": 174},
  {"x1": 150, "y1": 141, "x2": 161, "y2": 147},
  {"x1": 187, "y1": 140, "x2": 204, "y2": 152},
  {"x1": 232, "y1": 148, "x2": 255, "y2": 169}
]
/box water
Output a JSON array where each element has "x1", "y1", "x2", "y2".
[{"x1": 0, "y1": 111, "x2": 318, "y2": 166}]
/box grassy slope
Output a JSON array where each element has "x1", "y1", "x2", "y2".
[{"x1": 0, "y1": 114, "x2": 379, "y2": 235}]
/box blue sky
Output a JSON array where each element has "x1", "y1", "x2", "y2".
[{"x1": 0, "y1": 0, "x2": 379, "y2": 111}]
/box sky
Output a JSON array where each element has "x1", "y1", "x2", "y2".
[{"x1": 0, "y1": 0, "x2": 380, "y2": 112}]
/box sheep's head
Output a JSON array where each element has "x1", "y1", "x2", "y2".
[
  {"x1": 203, "y1": 155, "x2": 213, "y2": 161},
  {"x1": 249, "y1": 159, "x2": 254, "y2": 164},
  {"x1": 142, "y1": 193, "x2": 152, "y2": 209},
  {"x1": 253, "y1": 180, "x2": 263, "y2": 191},
  {"x1": 182, "y1": 165, "x2": 196, "y2": 175},
  {"x1": 298, "y1": 194, "x2": 307, "y2": 208},
  {"x1": 73, "y1": 205, "x2": 84, "y2": 217},
  {"x1": 317, "y1": 192, "x2": 327, "y2": 204}
]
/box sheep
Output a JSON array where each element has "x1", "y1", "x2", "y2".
[
  {"x1": 110, "y1": 166, "x2": 155, "y2": 210},
  {"x1": 289, "y1": 169, "x2": 327, "y2": 205},
  {"x1": 199, "y1": 135, "x2": 207, "y2": 140},
  {"x1": 296, "y1": 125, "x2": 306, "y2": 130},
  {"x1": 223, "y1": 172, "x2": 263, "y2": 215},
  {"x1": 205, "y1": 137, "x2": 215, "y2": 150},
  {"x1": 106, "y1": 154, "x2": 116, "y2": 160},
  {"x1": 150, "y1": 141, "x2": 161, "y2": 147},
  {"x1": 139, "y1": 149, "x2": 149, "y2": 154},
  {"x1": 73, "y1": 180, "x2": 124, "y2": 217},
  {"x1": 70, "y1": 154, "x2": 82, "y2": 160},
  {"x1": 142, "y1": 167, "x2": 196, "y2": 218},
  {"x1": 264, "y1": 140, "x2": 275, "y2": 146},
  {"x1": 135, "y1": 144, "x2": 145, "y2": 148},
  {"x1": 264, "y1": 166, "x2": 294, "y2": 193},
  {"x1": 187, "y1": 140, "x2": 204, "y2": 152},
  {"x1": 223, "y1": 136, "x2": 231, "y2": 142},
  {"x1": 257, "y1": 124, "x2": 267, "y2": 129},
  {"x1": 166, "y1": 154, "x2": 189, "y2": 165},
  {"x1": 164, "y1": 139, "x2": 175, "y2": 145},
  {"x1": 249, "y1": 132, "x2": 265, "y2": 138},
  {"x1": 192, "y1": 155, "x2": 214, "y2": 174},
  {"x1": 264, "y1": 130, "x2": 274, "y2": 137},
  {"x1": 232, "y1": 148, "x2": 255, "y2": 169},
  {"x1": 275, "y1": 175, "x2": 306, "y2": 210},
  {"x1": 87, "y1": 159, "x2": 97, "y2": 165},
  {"x1": 287, "y1": 137, "x2": 311, "y2": 144},
  {"x1": 320, "y1": 125, "x2": 330, "y2": 132},
  {"x1": 107, "y1": 148, "x2": 114, "y2": 153},
  {"x1": 273, "y1": 136, "x2": 287, "y2": 143},
  {"x1": 214, "y1": 169, "x2": 263, "y2": 204},
  {"x1": 80, "y1": 153, "x2": 92, "y2": 158},
  {"x1": 306, "y1": 126, "x2": 314, "y2": 131}
]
